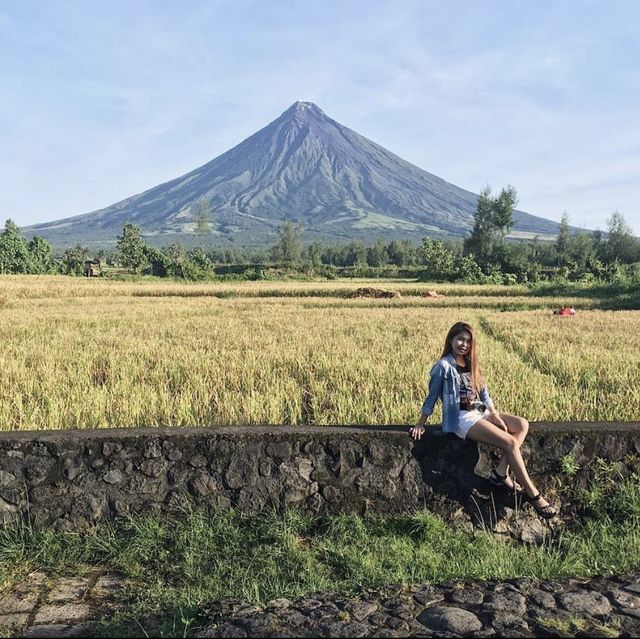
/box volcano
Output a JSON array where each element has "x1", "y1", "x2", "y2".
[{"x1": 24, "y1": 101, "x2": 561, "y2": 248}]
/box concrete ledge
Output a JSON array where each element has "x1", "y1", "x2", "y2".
[{"x1": 1, "y1": 423, "x2": 639, "y2": 537}]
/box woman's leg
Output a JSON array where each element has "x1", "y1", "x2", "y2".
[
  {"x1": 495, "y1": 413, "x2": 529, "y2": 477},
  {"x1": 466, "y1": 418, "x2": 551, "y2": 508}
]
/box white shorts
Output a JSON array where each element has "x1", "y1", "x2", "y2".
[{"x1": 455, "y1": 408, "x2": 491, "y2": 440}]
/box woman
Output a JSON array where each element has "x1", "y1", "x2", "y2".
[{"x1": 409, "y1": 321, "x2": 556, "y2": 519}]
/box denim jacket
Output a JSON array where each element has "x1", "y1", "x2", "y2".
[{"x1": 421, "y1": 354, "x2": 494, "y2": 433}]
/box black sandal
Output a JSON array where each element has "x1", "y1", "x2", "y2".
[
  {"x1": 525, "y1": 493, "x2": 557, "y2": 519},
  {"x1": 489, "y1": 469, "x2": 524, "y2": 494}
]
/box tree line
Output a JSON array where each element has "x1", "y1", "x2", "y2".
[{"x1": 1, "y1": 187, "x2": 639, "y2": 284}]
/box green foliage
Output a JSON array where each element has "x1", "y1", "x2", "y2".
[
  {"x1": 604, "y1": 211, "x2": 640, "y2": 264},
  {"x1": 418, "y1": 238, "x2": 455, "y2": 280},
  {"x1": 144, "y1": 246, "x2": 172, "y2": 277},
  {"x1": 561, "y1": 454, "x2": 581, "y2": 476},
  {"x1": 28, "y1": 236, "x2": 56, "y2": 274},
  {"x1": 191, "y1": 198, "x2": 213, "y2": 247},
  {"x1": 366, "y1": 239, "x2": 389, "y2": 267},
  {"x1": 454, "y1": 255, "x2": 484, "y2": 283},
  {"x1": 555, "y1": 212, "x2": 570, "y2": 263},
  {"x1": 0, "y1": 219, "x2": 33, "y2": 274},
  {"x1": 272, "y1": 220, "x2": 303, "y2": 264},
  {"x1": 117, "y1": 223, "x2": 148, "y2": 274},
  {"x1": 61, "y1": 244, "x2": 91, "y2": 276},
  {"x1": 464, "y1": 185, "x2": 518, "y2": 271}
]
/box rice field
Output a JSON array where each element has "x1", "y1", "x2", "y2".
[{"x1": 0, "y1": 275, "x2": 638, "y2": 431}]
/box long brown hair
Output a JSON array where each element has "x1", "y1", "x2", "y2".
[{"x1": 441, "y1": 322, "x2": 485, "y2": 393}]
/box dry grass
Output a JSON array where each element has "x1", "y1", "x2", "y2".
[{"x1": 0, "y1": 276, "x2": 637, "y2": 430}]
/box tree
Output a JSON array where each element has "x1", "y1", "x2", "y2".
[
  {"x1": 0, "y1": 219, "x2": 33, "y2": 274},
  {"x1": 144, "y1": 246, "x2": 172, "y2": 277},
  {"x1": 191, "y1": 198, "x2": 213, "y2": 248},
  {"x1": 367, "y1": 239, "x2": 388, "y2": 267},
  {"x1": 387, "y1": 239, "x2": 415, "y2": 267},
  {"x1": 492, "y1": 186, "x2": 517, "y2": 239},
  {"x1": 464, "y1": 185, "x2": 518, "y2": 271},
  {"x1": 272, "y1": 220, "x2": 302, "y2": 264},
  {"x1": 61, "y1": 245, "x2": 91, "y2": 276},
  {"x1": 555, "y1": 212, "x2": 570, "y2": 265},
  {"x1": 604, "y1": 211, "x2": 640, "y2": 264},
  {"x1": 28, "y1": 236, "x2": 55, "y2": 273},
  {"x1": 418, "y1": 238, "x2": 455, "y2": 280},
  {"x1": 116, "y1": 223, "x2": 148, "y2": 273},
  {"x1": 305, "y1": 240, "x2": 325, "y2": 267}
]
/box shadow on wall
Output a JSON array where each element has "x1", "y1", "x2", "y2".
[{"x1": 411, "y1": 431, "x2": 553, "y2": 543}]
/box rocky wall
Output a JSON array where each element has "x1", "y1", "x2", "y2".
[{"x1": 0, "y1": 423, "x2": 639, "y2": 537}]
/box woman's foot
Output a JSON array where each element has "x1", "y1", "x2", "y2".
[
  {"x1": 524, "y1": 493, "x2": 557, "y2": 519},
  {"x1": 489, "y1": 468, "x2": 524, "y2": 493}
]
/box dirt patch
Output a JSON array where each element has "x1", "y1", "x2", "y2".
[{"x1": 350, "y1": 287, "x2": 401, "y2": 299}]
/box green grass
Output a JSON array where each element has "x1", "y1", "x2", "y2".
[{"x1": 0, "y1": 477, "x2": 639, "y2": 636}]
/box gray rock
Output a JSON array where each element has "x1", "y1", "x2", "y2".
[
  {"x1": 558, "y1": 590, "x2": 612, "y2": 616},
  {"x1": 62, "y1": 458, "x2": 84, "y2": 480},
  {"x1": 412, "y1": 586, "x2": 443, "y2": 607},
  {"x1": 520, "y1": 518, "x2": 548, "y2": 544},
  {"x1": 0, "y1": 487, "x2": 22, "y2": 506},
  {"x1": 0, "y1": 470, "x2": 17, "y2": 486},
  {"x1": 34, "y1": 603, "x2": 97, "y2": 624},
  {"x1": 46, "y1": 578, "x2": 91, "y2": 604},
  {"x1": 102, "y1": 442, "x2": 122, "y2": 457},
  {"x1": 140, "y1": 458, "x2": 167, "y2": 478},
  {"x1": 609, "y1": 589, "x2": 640, "y2": 609},
  {"x1": 322, "y1": 485, "x2": 340, "y2": 502},
  {"x1": 483, "y1": 588, "x2": 527, "y2": 616},
  {"x1": 346, "y1": 600, "x2": 378, "y2": 621},
  {"x1": 529, "y1": 588, "x2": 556, "y2": 609},
  {"x1": 196, "y1": 622, "x2": 248, "y2": 638},
  {"x1": 417, "y1": 606, "x2": 483, "y2": 634},
  {"x1": 189, "y1": 472, "x2": 218, "y2": 497},
  {"x1": 189, "y1": 455, "x2": 208, "y2": 468},
  {"x1": 24, "y1": 624, "x2": 95, "y2": 638},
  {"x1": 145, "y1": 439, "x2": 163, "y2": 459},
  {"x1": 24, "y1": 459, "x2": 48, "y2": 484},
  {"x1": 162, "y1": 441, "x2": 183, "y2": 461},
  {"x1": 449, "y1": 588, "x2": 484, "y2": 605},
  {"x1": 102, "y1": 469, "x2": 125, "y2": 485},
  {"x1": 490, "y1": 611, "x2": 529, "y2": 632},
  {"x1": 225, "y1": 456, "x2": 259, "y2": 489},
  {"x1": 385, "y1": 617, "x2": 409, "y2": 631},
  {"x1": 265, "y1": 441, "x2": 292, "y2": 460}
]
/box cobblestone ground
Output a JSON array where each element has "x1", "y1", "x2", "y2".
[
  {"x1": 0, "y1": 571, "x2": 123, "y2": 638},
  {"x1": 2, "y1": 572, "x2": 640, "y2": 637},
  {"x1": 197, "y1": 573, "x2": 640, "y2": 638}
]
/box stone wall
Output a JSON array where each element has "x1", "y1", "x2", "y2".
[{"x1": 0, "y1": 423, "x2": 639, "y2": 537}]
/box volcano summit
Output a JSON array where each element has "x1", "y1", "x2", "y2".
[{"x1": 25, "y1": 101, "x2": 560, "y2": 247}]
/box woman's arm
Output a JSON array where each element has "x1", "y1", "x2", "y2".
[
  {"x1": 411, "y1": 362, "x2": 445, "y2": 440},
  {"x1": 421, "y1": 361, "x2": 445, "y2": 416},
  {"x1": 481, "y1": 386, "x2": 508, "y2": 431}
]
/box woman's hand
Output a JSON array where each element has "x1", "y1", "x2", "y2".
[
  {"x1": 488, "y1": 412, "x2": 508, "y2": 432},
  {"x1": 409, "y1": 425, "x2": 426, "y2": 440}
]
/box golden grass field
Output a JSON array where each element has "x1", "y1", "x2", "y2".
[{"x1": 0, "y1": 275, "x2": 638, "y2": 431}]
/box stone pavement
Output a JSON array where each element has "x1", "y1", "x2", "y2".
[
  {"x1": 0, "y1": 571, "x2": 123, "y2": 637},
  {"x1": 197, "y1": 573, "x2": 640, "y2": 638},
  {"x1": 3, "y1": 572, "x2": 640, "y2": 637}
]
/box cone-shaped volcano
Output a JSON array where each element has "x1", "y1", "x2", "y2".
[{"x1": 25, "y1": 101, "x2": 560, "y2": 247}]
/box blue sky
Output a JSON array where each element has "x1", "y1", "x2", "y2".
[{"x1": 1, "y1": 0, "x2": 639, "y2": 233}]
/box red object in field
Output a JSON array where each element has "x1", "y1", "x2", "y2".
[{"x1": 555, "y1": 306, "x2": 577, "y2": 316}]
